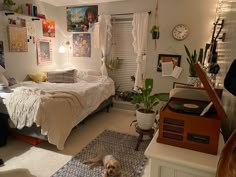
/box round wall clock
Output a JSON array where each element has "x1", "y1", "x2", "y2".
[{"x1": 172, "y1": 24, "x2": 189, "y2": 41}]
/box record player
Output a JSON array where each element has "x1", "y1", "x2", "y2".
[{"x1": 157, "y1": 63, "x2": 227, "y2": 155}]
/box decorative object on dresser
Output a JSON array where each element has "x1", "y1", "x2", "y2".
[
  {"x1": 184, "y1": 44, "x2": 210, "y2": 85},
  {"x1": 3, "y1": 0, "x2": 15, "y2": 11},
  {"x1": 157, "y1": 63, "x2": 227, "y2": 155},
  {"x1": 131, "y1": 78, "x2": 169, "y2": 130}
]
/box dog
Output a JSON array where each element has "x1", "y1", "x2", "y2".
[{"x1": 83, "y1": 153, "x2": 122, "y2": 177}]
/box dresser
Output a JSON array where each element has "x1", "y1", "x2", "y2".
[{"x1": 145, "y1": 131, "x2": 224, "y2": 177}]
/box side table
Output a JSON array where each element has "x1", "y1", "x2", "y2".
[{"x1": 135, "y1": 124, "x2": 155, "y2": 151}]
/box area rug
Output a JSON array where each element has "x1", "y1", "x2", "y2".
[{"x1": 51, "y1": 130, "x2": 151, "y2": 177}]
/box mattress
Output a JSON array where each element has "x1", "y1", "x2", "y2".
[{"x1": 0, "y1": 76, "x2": 115, "y2": 149}]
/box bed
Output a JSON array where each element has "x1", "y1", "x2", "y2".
[{"x1": 0, "y1": 70, "x2": 115, "y2": 150}]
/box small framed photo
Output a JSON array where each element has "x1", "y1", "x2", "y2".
[
  {"x1": 37, "y1": 39, "x2": 52, "y2": 65},
  {"x1": 157, "y1": 54, "x2": 181, "y2": 72}
]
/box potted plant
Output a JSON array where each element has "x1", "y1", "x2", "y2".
[
  {"x1": 184, "y1": 44, "x2": 210, "y2": 85},
  {"x1": 3, "y1": 0, "x2": 15, "y2": 11},
  {"x1": 150, "y1": 25, "x2": 159, "y2": 39},
  {"x1": 131, "y1": 78, "x2": 169, "y2": 130}
]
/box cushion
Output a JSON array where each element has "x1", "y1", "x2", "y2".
[
  {"x1": 0, "y1": 72, "x2": 8, "y2": 87},
  {"x1": 47, "y1": 69, "x2": 77, "y2": 83},
  {"x1": 28, "y1": 72, "x2": 47, "y2": 83}
]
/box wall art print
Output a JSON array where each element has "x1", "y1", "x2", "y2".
[
  {"x1": 73, "y1": 33, "x2": 91, "y2": 57},
  {"x1": 37, "y1": 39, "x2": 52, "y2": 65},
  {"x1": 67, "y1": 5, "x2": 98, "y2": 32},
  {"x1": 8, "y1": 25, "x2": 28, "y2": 52},
  {"x1": 0, "y1": 41, "x2": 5, "y2": 68},
  {"x1": 42, "y1": 19, "x2": 55, "y2": 37},
  {"x1": 157, "y1": 54, "x2": 181, "y2": 72}
]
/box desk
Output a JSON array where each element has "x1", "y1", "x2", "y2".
[{"x1": 145, "y1": 131, "x2": 224, "y2": 177}]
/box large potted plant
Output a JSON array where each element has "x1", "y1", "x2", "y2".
[
  {"x1": 184, "y1": 44, "x2": 210, "y2": 85},
  {"x1": 131, "y1": 78, "x2": 168, "y2": 130}
]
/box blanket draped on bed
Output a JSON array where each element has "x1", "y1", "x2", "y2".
[{"x1": 5, "y1": 87, "x2": 85, "y2": 150}]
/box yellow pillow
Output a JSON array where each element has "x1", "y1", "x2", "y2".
[{"x1": 28, "y1": 72, "x2": 47, "y2": 83}]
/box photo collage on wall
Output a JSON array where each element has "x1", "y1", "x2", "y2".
[{"x1": 67, "y1": 5, "x2": 98, "y2": 58}]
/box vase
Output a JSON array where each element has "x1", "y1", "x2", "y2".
[{"x1": 152, "y1": 31, "x2": 159, "y2": 39}]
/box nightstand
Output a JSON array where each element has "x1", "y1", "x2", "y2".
[{"x1": 145, "y1": 131, "x2": 224, "y2": 177}]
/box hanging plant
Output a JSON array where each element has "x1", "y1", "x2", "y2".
[{"x1": 150, "y1": 25, "x2": 159, "y2": 39}]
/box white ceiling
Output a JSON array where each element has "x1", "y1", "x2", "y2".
[{"x1": 39, "y1": 0, "x2": 128, "y2": 7}]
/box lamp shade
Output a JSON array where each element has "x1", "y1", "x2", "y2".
[{"x1": 58, "y1": 45, "x2": 65, "y2": 53}]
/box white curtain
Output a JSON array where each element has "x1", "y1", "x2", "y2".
[
  {"x1": 132, "y1": 13, "x2": 149, "y2": 91},
  {"x1": 99, "y1": 15, "x2": 112, "y2": 76}
]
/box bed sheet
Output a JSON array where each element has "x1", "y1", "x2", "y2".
[{"x1": 3, "y1": 76, "x2": 115, "y2": 149}]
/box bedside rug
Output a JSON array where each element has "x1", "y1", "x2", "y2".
[{"x1": 51, "y1": 130, "x2": 150, "y2": 177}]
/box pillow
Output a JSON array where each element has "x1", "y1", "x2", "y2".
[
  {"x1": 28, "y1": 72, "x2": 47, "y2": 83},
  {"x1": 47, "y1": 69, "x2": 77, "y2": 83},
  {"x1": 0, "y1": 72, "x2": 9, "y2": 87}
]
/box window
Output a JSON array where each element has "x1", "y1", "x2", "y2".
[{"x1": 108, "y1": 17, "x2": 136, "y2": 92}]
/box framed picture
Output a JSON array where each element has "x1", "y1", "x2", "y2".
[
  {"x1": 66, "y1": 5, "x2": 98, "y2": 32},
  {"x1": 8, "y1": 25, "x2": 28, "y2": 52},
  {"x1": 157, "y1": 54, "x2": 181, "y2": 72},
  {"x1": 73, "y1": 33, "x2": 91, "y2": 57},
  {"x1": 42, "y1": 19, "x2": 55, "y2": 37},
  {"x1": 37, "y1": 39, "x2": 52, "y2": 65}
]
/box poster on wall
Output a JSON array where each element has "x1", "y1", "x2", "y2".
[
  {"x1": 0, "y1": 41, "x2": 5, "y2": 68},
  {"x1": 8, "y1": 25, "x2": 28, "y2": 52},
  {"x1": 67, "y1": 5, "x2": 98, "y2": 32},
  {"x1": 42, "y1": 19, "x2": 55, "y2": 37},
  {"x1": 37, "y1": 39, "x2": 52, "y2": 65},
  {"x1": 73, "y1": 33, "x2": 91, "y2": 57}
]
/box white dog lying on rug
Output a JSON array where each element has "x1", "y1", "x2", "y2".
[{"x1": 83, "y1": 153, "x2": 122, "y2": 177}]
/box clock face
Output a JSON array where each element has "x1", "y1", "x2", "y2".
[{"x1": 172, "y1": 24, "x2": 189, "y2": 41}]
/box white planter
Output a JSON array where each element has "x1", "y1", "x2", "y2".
[{"x1": 136, "y1": 109, "x2": 156, "y2": 130}]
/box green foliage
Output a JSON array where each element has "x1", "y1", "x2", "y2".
[
  {"x1": 184, "y1": 44, "x2": 210, "y2": 77},
  {"x1": 150, "y1": 25, "x2": 159, "y2": 33},
  {"x1": 3, "y1": 0, "x2": 15, "y2": 6},
  {"x1": 105, "y1": 57, "x2": 121, "y2": 71},
  {"x1": 131, "y1": 78, "x2": 169, "y2": 113}
]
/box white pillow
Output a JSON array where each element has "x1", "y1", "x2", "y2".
[{"x1": 0, "y1": 72, "x2": 9, "y2": 87}]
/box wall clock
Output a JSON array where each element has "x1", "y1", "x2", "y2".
[{"x1": 172, "y1": 24, "x2": 189, "y2": 41}]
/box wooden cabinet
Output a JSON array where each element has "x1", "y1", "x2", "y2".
[{"x1": 145, "y1": 131, "x2": 224, "y2": 177}]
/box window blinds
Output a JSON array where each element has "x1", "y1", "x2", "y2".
[{"x1": 108, "y1": 18, "x2": 137, "y2": 92}]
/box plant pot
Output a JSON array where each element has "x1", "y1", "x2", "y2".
[
  {"x1": 152, "y1": 31, "x2": 159, "y2": 39},
  {"x1": 136, "y1": 109, "x2": 156, "y2": 130}
]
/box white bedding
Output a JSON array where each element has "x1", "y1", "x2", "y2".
[{"x1": 3, "y1": 76, "x2": 115, "y2": 149}]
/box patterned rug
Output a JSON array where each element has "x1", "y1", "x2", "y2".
[{"x1": 51, "y1": 130, "x2": 150, "y2": 177}]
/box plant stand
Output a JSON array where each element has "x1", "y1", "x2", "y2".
[{"x1": 135, "y1": 123, "x2": 155, "y2": 151}]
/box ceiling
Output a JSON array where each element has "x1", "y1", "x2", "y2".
[{"x1": 39, "y1": 0, "x2": 128, "y2": 7}]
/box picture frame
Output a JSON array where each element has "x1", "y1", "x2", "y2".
[
  {"x1": 72, "y1": 33, "x2": 91, "y2": 57},
  {"x1": 8, "y1": 25, "x2": 28, "y2": 52},
  {"x1": 157, "y1": 54, "x2": 181, "y2": 72},
  {"x1": 37, "y1": 39, "x2": 52, "y2": 65},
  {"x1": 66, "y1": 5, "x2": 98, "y2": 32}
]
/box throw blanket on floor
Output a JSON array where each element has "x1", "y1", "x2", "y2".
[{"x1": 5, "y1": 87, "x2": 85, "y2": 150}]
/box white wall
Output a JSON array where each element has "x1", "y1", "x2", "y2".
[
  {"x1": 99, "y1": 0, "x2": 217, "y2": 93},
  {"x1": 0, "y1": 0, "x2": 217, "y2": 91},
  {"x1": 0, "y1": 0, "x2": 62, "y2": 80}
]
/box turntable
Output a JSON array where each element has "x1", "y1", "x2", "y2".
[{"x1": 157, "y1": 63, "x2": 227, "y2": 155}]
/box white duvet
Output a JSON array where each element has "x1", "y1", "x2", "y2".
[{"x1": 4, "y1": 76, "x2": 115, "y2": 149}]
